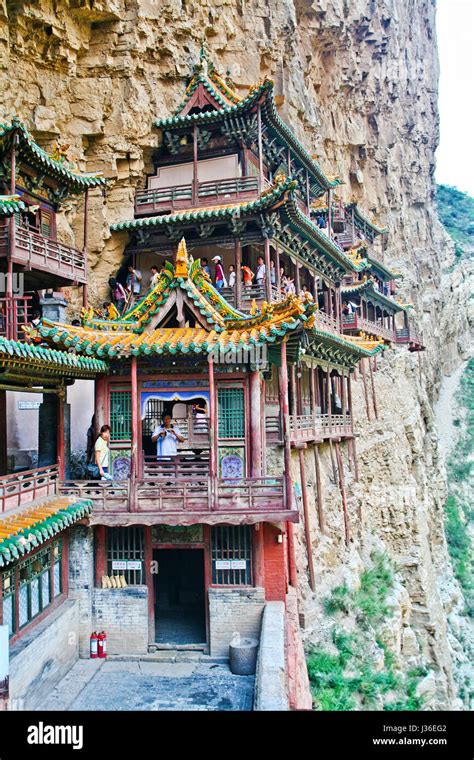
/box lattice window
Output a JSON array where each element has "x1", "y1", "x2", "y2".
[
  {"x1": 106, "y1": 526, "x2": 145, "y2": 585},
  {"x1": 211, "y1": 526, "x2": 253, "y2": 585},
  {"x1": 1, "y1": 569, "x2": 15, "y2": 637},
  {"x1": 142, "y1": 398, "x2": 165, "y2": 437},
  {"x1": 109, "y1": 390, "x2": 132, "y2": 441},
  {"x1": 218, "y1": 386, "x2": 245, "y2": 439}
]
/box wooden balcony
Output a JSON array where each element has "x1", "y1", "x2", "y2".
[
  {"x1": 0, "y1": 296, "x2": 33, "y2": 341},
  {"x1": 396, "y1": 326, "x2": 425, "y2": 352},
  {"x1": 266, "y1": 413, "x2": 353, "y2": 445},
  {"x1": 0, "y1": 465, "x2": 59, "y2": 513},
  {"x1": 134, "y1": 176, "x2": 260, "y2": 216},
  {"x1": 58, "y1": 472, "x2": 294, "y2": 526},
  {"x1": 342, "y1": 313, "x2": 395, "y2": 342},
  {"x1": 0, "y1": 220, "x2": 87, "y2": 285}
]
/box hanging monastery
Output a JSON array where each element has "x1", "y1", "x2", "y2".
[{"x1": 0, "y1": 50, "x2": 424, "y2": 709}]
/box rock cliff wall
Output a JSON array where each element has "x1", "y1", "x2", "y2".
[{"x1": 1, "y1": 0, "x2": 471, "y2": 708}]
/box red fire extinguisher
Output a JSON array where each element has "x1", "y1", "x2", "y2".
[
  {"x1": 90, "y1": 631, "x2": 98, "y2": 659},
  {"x1": 98, "y1": 631, "x2": 107, "y2": 659}
]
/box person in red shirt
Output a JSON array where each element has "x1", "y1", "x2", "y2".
[
  {"x1": 212, "y1": 255, "x2": 226, "y2": 289},
  {"x1": 241, "y1": 263, "x2": 254, "y2": 288}
]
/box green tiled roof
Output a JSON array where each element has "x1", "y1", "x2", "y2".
[
  {"x1": 0, "y1": 194, "x2": 26, "y2": 216},
  {"x1": 0, "y1": 499, "x2": 92, "y2": 567},
  {"x1": 0, "y1": 337, "x2": 109, "y2": 375},
  {"x1": 341, "y1": 279, "x2": 407, "y2": 312},
  {"x1": 154, "y1": 77, "x2": 339, "y2": 195},
  {"x1": 0, "y1": 118, "x2": 107, "y2": 193},
  {"x1": 367, "y1": 255, "x2": 402, "y2": 282},
  {"x1": 346, "y1": 202, "x2": 387, "y2": 236}
]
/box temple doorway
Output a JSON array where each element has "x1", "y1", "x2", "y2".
[{"x1": 153, "y1": 548, "x2": 206, "y2": 645}]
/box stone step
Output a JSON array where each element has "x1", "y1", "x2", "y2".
[{"x1": 107, "y1": 652, "x2": 228, "y2": 664}]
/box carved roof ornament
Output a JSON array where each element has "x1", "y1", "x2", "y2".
[{"x1": 175, "y1": 237, "x2": 190, "y2": 278}]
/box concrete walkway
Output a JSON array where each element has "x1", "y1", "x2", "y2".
[{"x1": 39, "y1": 657, "x2": 255, "y2": 711}]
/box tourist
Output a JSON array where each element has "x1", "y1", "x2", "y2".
[
  {"x1": 255, "y1": 255, "x2": 266, "y2": 289},
  {"x1": 212, "y1": 255, "x2": 226, "y2": 289},
  {"x1": 86, "y1": 415, "x2": 96, "y2": 465},
  {"x1": 228, "y1": 264, "x2": 236, "y2": 288},
  {"x1": 201, "y1": 257, "x2": 211, "y2": 277},
  {"x1": 94, "y1": 424, "x2": 112, "y2": 480},
  {"x1": 151, "y1": 413, "x2": 185, "y2": 458},
  {"x1": 270, "y1": 260, "x2": 276, "y2": 286},
  {"x1": 284, "y1": 276, "x2": 296, "y2": 294},
  {"x1": 150, "y1": 265, "x2": 159, "y2": 289},
  {"x1": 126, "y1": 265, "x2": 142, "y2": 296},
  {"x1": 241, "y1": 263, "x2": 254, "y2": 288},
  {"x1": 109, "y1": 277, "x2": 127, "y2": 312}
]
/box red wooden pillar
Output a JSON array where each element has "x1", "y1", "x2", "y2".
[
  {"x1": 234, "y1": 238, "x2": 242, "y2": 309},
  {"x1": 254, "y1": 523, "x2": 265, "y2": 588},
  {"x1": 275, "y1": 242, "x2": 281, "y2": 297},
  {"x1": 263, "y1": 237, "x2": 272, "y2": 302},
  {"x1": 0, "y1": 391, "x2": 7, "y2": 475},
  {"x1": 95, "y1": 376, "x2": 108, "y2": 429},
  {"x1": 279, "y1": 341, "x2": 297, "y2": 587},
  {"x1": 295, "y1": 262, "x2": 301, "y2": 295},
  {"x1": 335, "y1": 442, "x2": 350, "y2": 547},
  {"x1": 192, "y1": 124, "x2": 198, "y2": 205},
  {"x1": 360, "y1": 359, "x2": 371, "y2": 421},
  {"x1": 208, "y1": 356, "x2": 217, "y2": 480},
  {"x1": 130, "y1": 357, "x2": 138, "y2": 510},
  {"x1": 313, "y1": 445, "x2": 325, "y2": 532},
  {"x1": 299, "y1": 449, "x2": 315, "y2": 591},
  {"x1": 7, "y1": 131, "x2": 17, "y2": 299},
  {"x1": 57, "y1": 390, "x2": 65, "y2": 479},
  {"x1": 368, "y1": 357, "x2": 378, "y2": 419},
  {"x1": 257, "y1": 104, "x2": 264, "y2": 193},
  {"x1": 82, "y1": 188, "x2": 89, "y2": 308},
  {"x1": 249, "y1": 369, "x2": 262, "y2": 477}
]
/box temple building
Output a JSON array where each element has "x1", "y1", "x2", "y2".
[{"x1": 0, "y1": 50, "x2": 423, "y2": 710}]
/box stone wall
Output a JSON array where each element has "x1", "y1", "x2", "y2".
[
  {"x1": 208, "y1": 587, "x2": 265, "y2": 658},
  {"x1": 92, "y1": 587, "x2": 149, "y2": 655},
  {"x1": 254, "y1": 601, "x2": 288, "y2": 711},
  {"x1": 9, "y1": 600, "x2": 79, "y2": 710}
]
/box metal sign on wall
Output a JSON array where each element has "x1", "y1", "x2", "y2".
[{"x1": 152, "y1": 525, "x2": 203, "y2": 544}]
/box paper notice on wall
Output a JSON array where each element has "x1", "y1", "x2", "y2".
[{"x1": 214, "y1": 560, "x2": 246, "y2": 570}]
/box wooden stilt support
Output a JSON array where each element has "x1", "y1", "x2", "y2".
[
  {"x1": 313, "y1": 445, "x2": 325, "y2": 533},
  {"x1": 368, "y1": 357, "x2": 378, "y2": 419},
  {"x1": 299, "y1": 449, "x2": 315, "y2": 591},
  {"x1": 360, "y1": 359, "x2": 371, "y2": 421},
  {"x1": 130, "y1": 356, "x2": 138, "y2": 511},
  {"x1": 254, "y1": 523, "x2": 266, "y2": 588},
  {"x1": 329, "y1": 438, "x2": 338, "y2": 484},
  {"x1": 334, "y1": 442, "x2": 350, "y2": 547}
]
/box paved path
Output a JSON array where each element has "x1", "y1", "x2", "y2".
[{"x1": 40, "y1": 658, "x2": 254, "y2": 711}]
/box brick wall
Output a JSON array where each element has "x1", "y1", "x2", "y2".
[
  {"x1": 208, "y1": 587, "x2": 265, "y2": 657},
  {"x1": 9, "y1": 600, "x2": 79, "y2": 710},
  {"x1": 263, "y1": 524, "x2": 287, "y2": 602},
  {"x1": 68, "y1": 524, "x2": 94, "y2": 658},
  {"x1": 92, "y1": 587, "x2": 149, "y2": 655}
]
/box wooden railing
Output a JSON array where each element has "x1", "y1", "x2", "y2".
[
  {"x1": 0, "y1": 465, "x2": 59, "y2": 513},
  {"x1": 142, "y1": 456, "x2": 209, "y2": 479},
  {"x1": 314, "y1": 310, "x2": 340, "y2": 335},
  {"x1": 0, "y1": 220, "x2": 87, "y2": 284},
  {"x1": 135, "y1": 176, "x2": 259, "y2": 215},
  {"x1": 342, "y1": 313, "x2": 395, "y2": 342},
  {"x1": 58, "y1": 473, "x2": 287, "y2": 515},
  {"x1": 266, "y1": 413, "x2": 353, "y2": 444},
  {"x1": 146, "y1": 417, "x2": 210, "y2": 450},
  {"x1": 0, "y1": 296, "x2": 33, "y2": 341},
  {"x1": 396, "y1": 326, "x2": 424, "y2": 348}
]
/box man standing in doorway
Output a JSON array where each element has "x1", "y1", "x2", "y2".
[
  {"x1": 126, "y1": 265, "x2": 142, "y2": 298},
  {"x1": 151, "y1": 414, "x2": 185, "y2": 458}
]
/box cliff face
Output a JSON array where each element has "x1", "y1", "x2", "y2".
[{"x1": 1, "y1": 0, "x2": 471, "y2": 708}]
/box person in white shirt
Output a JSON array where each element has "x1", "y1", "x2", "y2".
[
  {"x1": 255, "y1": 256, "x2": 266, "y2": 288},
  {"x1": 151, "y1": 413, "x2": 185, "y2": 458},
  {"x1": 228, "y1": 264, "x2": 236, "y2": 288}
]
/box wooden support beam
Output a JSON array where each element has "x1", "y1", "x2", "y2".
[
  {"x1": 368, "y1": 356, "x2": 378, "y2": 419},
  {"x1": 275, "y1": 242, "x2": 281, "y2": 297},
  {"x1": 254, "y1": 523, "x2": 266, "y2": 588},
  {"x1": 278, "y1": 340, "x2": 293, "y2": 513},
  {"x1": 360, "y1": 359, "x2": 371, "y2": 421},
  {"x1": 329, "y1": 438, "x2": 338, "y2": 484},
  {"x1": 313, "y1": 444, "x2": 326, "y2": 533},
  {"x1": 234, "y1": 238, "x2": 242, "y2": 309},
  {"x1": 250, "y1": 369, "x2": 262, "y2": 477},
  {"x1": 130, "y1": 356, "x2": 138, "y2": 510},
  {"x1": 82, "y1": 188, "x2": 89, "y2": 308},
  {"x1": 264, "y1": 237, "x2": 272, "y2": 302},
  {"x1": 299, "y1": 449, "x2": 315, "y2": 591},
  {"x1": 94, "y1": 525, "x2": 106, "y2": 585},
  {"x1": 335, "y1": 442, "x2": 350, "y2": 547},
  {"x1": 208, "y1": 356, "x2": 217, "y2": 479},
  {"x1": 57, "y1": 390, "x2": 65, "y2": 480}
]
